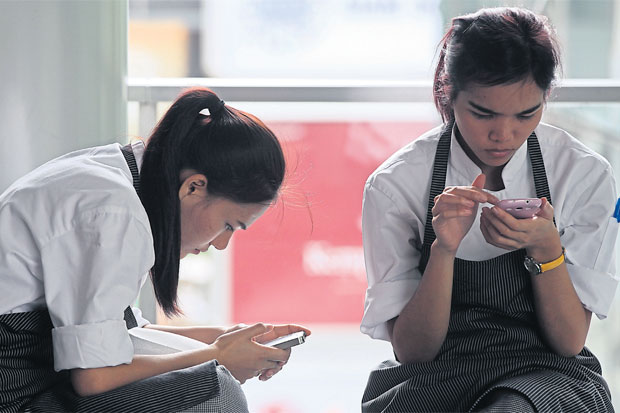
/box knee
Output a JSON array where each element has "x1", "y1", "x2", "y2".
[{"x1": 216, "y1": 365, "x2": 249, "y2": 412}]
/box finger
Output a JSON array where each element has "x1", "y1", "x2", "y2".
[
  {"x1": 445, "y1": 187, "x2": 497, "y2": 204},
  {"x1": 489, "y1": 206, "x2": 527, "y2": 232},
  {"x1": 255, "y1": 324, "x2": 311, "y2": 343},
  {"x1": 273, "y1": 324, "x2": 312, "y2": 337},
  {"x1": 259, "y1": 366, "x2": 283, "y2": 381},
  {"x1": 471, "y1": 173, "x2": 486, "y2": 189},
  {"x1": 535, "y1": 197, "x2": 554, "y2": 220},
  {"x1": 238, "y1": 323, "x2": 273, "y2": 340},
  {"x1": 479, "y1": 212, "x2": 494, "y2": 245},
  {"x1": 469, "y1": 174, "x2": 500, "y2": 204},
  {"x1": 481, "y1": 209, "x2": 521, "y2": 249},
  {"x1": 433, "y1": 207, "x2": 476, "y2": 219},
  {"x1": 435, "y1": 193, "x2": 476, "y2": 208},
  {"x1": 255, "y1": 345, "x2": 290, "y2": 363}
]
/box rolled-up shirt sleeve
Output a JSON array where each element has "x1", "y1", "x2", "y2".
[
  {"x1": 560, "y1": 164, "x2": 619, "y2": 319},
  {"x1": 41, "y1": 207, "x2": 154, "y2": 371},
  {"x1": 360, "y1": 180, "x2": 424, "y2": 341}
]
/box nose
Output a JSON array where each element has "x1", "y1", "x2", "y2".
[
  {"x1": 211, "y1": 231, "x2": 233, "y2": 250},
  {"x1": 489, "y1": 117, "x2": 514, "y2": 142}
]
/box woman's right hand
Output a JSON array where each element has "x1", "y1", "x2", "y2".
[
  {"x1": 432, "y1": 174, "x2": 499, "y2": 254},
  {"x1": 209, "y1": 323, "x2": 290, "y2": 383}
]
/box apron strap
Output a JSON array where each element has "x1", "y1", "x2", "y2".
[
  {"x1": 120, "y1": 143, "x2": 141, "y2": 330},
  {"x1": 422, "y1": 120, "x2": 454, "y2": 249},
  {"x1": 419, "y1": 122, "x2": 553, "y2": 270}
]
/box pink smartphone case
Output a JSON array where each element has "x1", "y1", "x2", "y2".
[{"x1": 497, "y1": 198, "x2": 541, "y2": 219}]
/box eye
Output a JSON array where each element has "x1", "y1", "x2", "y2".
[
  {"x1": 225, "y1": 223, "x2": 234, "y2": 232},
  {"x1": 471, "y1": 111, "x2": 493, "y2": 119},
  {"x1": 517, "y1": 114, "x2": 535, "y2": 121}
]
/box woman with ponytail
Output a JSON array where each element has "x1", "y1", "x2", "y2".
[
  {"x1": 360, "y1": 7, "x2": 616, "y2": 412},
  {"x1": 0, "y1": 87, "x2": 309, "y2": 412}
]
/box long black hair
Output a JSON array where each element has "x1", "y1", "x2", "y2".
[
  {"x1": 139, "y1": 87, "x2": 285, "y2": 316},
  {"x1": 433, "y1": 7, "x2": 561, "y2": 121}
]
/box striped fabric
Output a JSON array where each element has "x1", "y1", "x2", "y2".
[
  {"x1": 362, "y1": 122, "x2": 614, "y2": 412},
  {"x1": 124, "y1": 305, "x2": 138, "y2": 329},
  {"x1": 0, "y1": 310, "x2": 222, "y2": 412},
  {"x1": 120, "y1": 144, "x2": 141, "y2": 197},
  {"x1": 0, "y1": 311, "x2": 67, "y2": 412}
]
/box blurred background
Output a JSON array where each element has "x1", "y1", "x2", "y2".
[{"x1": 1, "y1": 0, "x2": 619, "y2": 412}]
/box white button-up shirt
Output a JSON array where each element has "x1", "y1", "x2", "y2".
[
  {"x1": 361, "y1": 123, "x2": 619, "y2": 341},
  {"x1": 0, "y1": 141, "x2": 154, "y2": 370}
]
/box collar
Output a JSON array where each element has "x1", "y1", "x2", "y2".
[
  {"x1": 130, "y1": 140, "x2": 146, "y2": 173},
  {"x1": 448, "y1": 127, "x2": 528, "y2": 190}
]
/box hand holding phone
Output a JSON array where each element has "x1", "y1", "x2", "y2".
[
  {"x1": 497, "y1": 198, "x2": 542, "y2": 219},
  {"x1": 264, "y1": 331, "x2": 306, "y2": 350}
]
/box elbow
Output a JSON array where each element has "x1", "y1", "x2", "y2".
[
  {"x1": 397, "y1": 351, "x2": 437, "y2": 364},
  {"x1": 392, "y1": 335, "x2": 441, "y2": 364},
  {"x1": 549, "y1": 337, "x2": 586, "y2": 358},
  {"x1": 553, "y1": 343, "x2": 584, "y2": 358},
  {"x1": 71, "y1": 368, "x2": 107, "y2": 397}
]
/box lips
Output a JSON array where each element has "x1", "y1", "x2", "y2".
[{"x1": 486, "y1": 149, "x2": 513, "y2": 158}]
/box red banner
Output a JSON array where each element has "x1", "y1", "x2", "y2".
[{"x1": 232, "y1": 121, "x2": 433, "y2": 324}]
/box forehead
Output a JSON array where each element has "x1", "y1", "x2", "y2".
[
  {"x1": 213, "y1": 197, "x2": 269, "y2": 221},
  {"x1": 457, "y1": 78, "x2": 544, "y2": 111}
]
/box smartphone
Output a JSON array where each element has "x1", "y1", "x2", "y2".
[
  {"x1": 497, "y1": 198, "x2": 542, "y2": 219},
  {"x1": 264, "y1": 331, "x2": 306, "y2": 350}
]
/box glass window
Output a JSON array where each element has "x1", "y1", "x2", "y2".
[{"x1": 129, "y1": 0, "x2": 620, "y2": 79}]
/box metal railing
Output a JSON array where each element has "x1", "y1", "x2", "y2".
[{"x1": 128, "y1": 78, "x2": 620, "y2": 137}]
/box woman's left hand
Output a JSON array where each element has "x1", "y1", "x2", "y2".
[
  {"x1": 480, "y1": 197, "x2": 559, "y2": 254},
  {"x1": 252, "y1": 324, "x2": 311, "y2": 381}
]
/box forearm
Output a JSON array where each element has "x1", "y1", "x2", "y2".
[
  {"x1": 528, "y1": 243, "x2": 591, "y2": 356},
  {"x1": 144, "y1": 324, "x2": 227, "y2": 344},
  {"x1": 391, "y1": 241, "x2": 455, "y2": 364},
  {"x1": 531, "y1": 264, "x2": 591, "y2": 356},
  {"x1": 71, "y1": 347, "x2": 218, "y2": 397}
]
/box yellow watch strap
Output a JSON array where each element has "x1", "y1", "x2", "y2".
[{"x1": 539, "y1": 247, "x2": 566, "y2": 273}]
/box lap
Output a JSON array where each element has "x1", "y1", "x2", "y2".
[{"x1": 473, "y1": 389, "x2": 535, "y2": 413}]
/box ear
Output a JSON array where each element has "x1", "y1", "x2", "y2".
[{"x1": 178, "y1": 173, "x2": 208, "y2": 200}]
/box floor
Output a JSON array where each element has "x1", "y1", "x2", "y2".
[
  {"x1": 242, "y1": 320, "x2": 619, "y2": 413},
  {"x1": 242, "y1": 324, "x2": 393, "y2": 413}
]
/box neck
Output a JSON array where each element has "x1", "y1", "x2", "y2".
[
  {"x1": 454, "y1": 125, "x2": 505, "y2": 191},
  {"x1": 481, "y1": 165, "x2": 505, "y2": 191}
]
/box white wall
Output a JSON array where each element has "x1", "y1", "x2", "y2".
[{"x1": 0, "y1": 0, "x2": 127, "y2": 192}]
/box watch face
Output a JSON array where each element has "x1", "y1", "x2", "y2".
[{"x1": 524, "y1": 257, "x2": 542, "y2": 275}]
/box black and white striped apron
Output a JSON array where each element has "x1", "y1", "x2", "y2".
[
  {"x1": 0, "y1": 144, "x2": 221, "y2": 412},
  {"x1": 362, "y1": 122, "x2": 613, "y2": 412}
]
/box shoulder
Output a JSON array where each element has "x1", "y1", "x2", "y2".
[
  {"x1": 1, "y1": 144, "x2": 150, "y2": 241},
  {"x1": 366, "y1": 125, "x2": 442, "y2": 196},
  {"x1": 536, "y1": 123, "x2": 613, "y2": 176}
]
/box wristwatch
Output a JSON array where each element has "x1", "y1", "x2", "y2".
[{"x1": 524, "y1": 247, "x2": 566, "y2": 275}]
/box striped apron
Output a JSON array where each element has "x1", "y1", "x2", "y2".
[
  {"x1": 362, "y1": 122, "x2": 613, "y2": 412},
  {"x1": 0, "y1": 144, "x2": 221, "y2": 412}
]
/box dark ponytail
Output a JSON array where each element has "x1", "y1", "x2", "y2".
[
  {"x1": 139, "y1": 87, "x2": 285, "y2": 316},
  {"x1": 433, "y1": 7, "x2": 561, "y2": 121}
]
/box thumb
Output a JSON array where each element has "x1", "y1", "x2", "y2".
[
  {"x1": 536, "y1": 197, "x2": 554, "y2": 220},
  {"x1": 472, "y1": 173, "x2": 486, "y2": 190}
]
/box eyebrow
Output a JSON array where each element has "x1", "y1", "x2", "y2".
[{"x1": 468, "y1": 101, "x2": 542, "y2": 116}]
